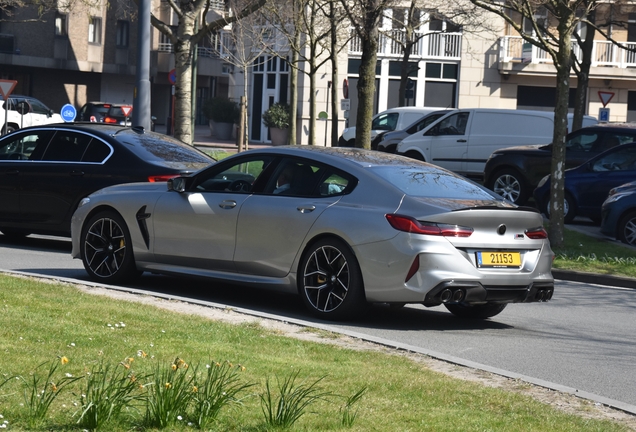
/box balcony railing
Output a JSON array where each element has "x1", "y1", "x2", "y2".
[
  {"x1": 499, "y1": 36, "x2": 636, "y2": 68},
  {"x1": 157, "y1": 31, "x2": 233, "y2": 58},
  {"x1": 349, "y1": 30, "x2": 462, "y2": 60}
]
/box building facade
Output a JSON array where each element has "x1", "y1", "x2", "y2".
[{"x1": 2, "y1": 1, "x2": 636, "y2": 145}]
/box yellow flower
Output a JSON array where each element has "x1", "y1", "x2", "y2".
[
  {"x1": 183, "y1": 363, "x2": 189, "y2": 369},
  {"x1": 60, "y1": 356, "x2": 69, "y2": 365},
  {"x1": 128, "y1": 357, "x2": 134, "y2": 363},
  {"x1": 215, "y1": 362, "x2": 221, "y2": 367},
  {"x1": 165, "y1": 382, "x2": 172, "y2": 389},
  {"x1": 138, "y1": 350, "x2": 147, "y2": 358},
  {"x1": 192, "y1": 386, "x2": 198, "y2": 393},
  {"x1": 121, "y1": 362, "x2": 131, "y2": 370},
  {"x1": 171, "y1": 364, "x2": 177, "y2": 371},
  {"x1": 130, "y1": 375, "x2": 137, "y2": 382},
  {"x1": 51, "y1": 383, "x2": 58, "y2": 392},
  {"x1": 240, "y1": 365, "x2": 246, "y2": 372}
]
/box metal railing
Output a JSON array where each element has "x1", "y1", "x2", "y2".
[
  {"x1": 349, "y1": 30, "x2": 462, "y2": 59},
  {"x1": 499, "y1": 36, "x2": 636, "y2": 68}
]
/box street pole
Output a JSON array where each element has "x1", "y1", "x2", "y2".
[{"x1": 133, "y1": 0, "x2": 152, "y2": 130}]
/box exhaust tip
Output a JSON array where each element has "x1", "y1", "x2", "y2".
[
  {"x1": 452, "y1": 289, "x2": 465, "y2": 302},
  {"x1": 440, "y1": 289, "x2": 453, "y2": 303}
]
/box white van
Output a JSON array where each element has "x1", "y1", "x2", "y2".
[
  {"x1": 338, "y1": 106, "x2": 446, "y2": 147},
  {"x1": 396, "y1": 109, "x2": 597, "y2": 179}
]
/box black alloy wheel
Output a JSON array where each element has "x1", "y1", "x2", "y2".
[
  {"x1": 299, "y1": 238, "x2": 365, "y2": 320},
  {"x1": 81, "y1": 210, "x2": 139, "y2": 284}
]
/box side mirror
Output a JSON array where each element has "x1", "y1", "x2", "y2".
[{"x1": 167, "y1": 177, "x2": 186, "y2": 193}]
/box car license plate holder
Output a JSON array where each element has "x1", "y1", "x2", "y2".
[{"x1": 476, "y1": 251, "x2": 521, "y2": 268}]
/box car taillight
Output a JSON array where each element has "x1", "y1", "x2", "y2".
[
  {"x1": 104, "y1": 116, "x2": 117, "y2": 124},
  {"x1": 148, "y1": 174, "x2": 180, "y2": 182},
  {"x1": 385, "y1": 214, "x2": 473, "y2": 237},
  {"x1": 525, "y1": 226, "x2": 548, "y2": 239}
]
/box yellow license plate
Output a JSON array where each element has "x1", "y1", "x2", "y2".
[{"x1": 476, "y1": 251, "x2": 521, "y2": 268}]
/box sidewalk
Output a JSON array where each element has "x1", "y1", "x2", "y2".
[{"x1": 158, "y1": 124, "x2": 271, "y2": 153}]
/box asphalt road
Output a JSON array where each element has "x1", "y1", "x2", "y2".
[{"x1": 1, "y1": 233, "x2": 635, "y2": 413}]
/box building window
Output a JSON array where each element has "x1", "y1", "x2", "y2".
[
  {"x1": 55, "y1": 13, "x2": 68, "y2": 37},
  {"x1": 88, "y1": 17, "x2": 102, "y2": 44},
  {"x1": 116, "y1": 20, "x2": 129, "y2": 47}
]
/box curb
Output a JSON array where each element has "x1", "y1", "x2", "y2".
[{"x1": 553, "y1": 269, "x2": 636, "y2": 289}]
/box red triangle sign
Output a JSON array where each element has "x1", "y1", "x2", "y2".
[
  {"x1": 598, "y1": 91, "x2": 614, "y2": 107},
  {"x1": 0, "y1": 80, "x2": 18, "y2": 99},
  {"x1": 121, "y1": 105, "x2": 132, "y2": 117}
]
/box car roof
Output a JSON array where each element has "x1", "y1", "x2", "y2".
[{"x1": 579, "y1": 123, "x2": 636, "y2": 131}]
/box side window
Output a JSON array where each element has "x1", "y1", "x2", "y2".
[
  {"x1": 269, "y1": 159, "x2": 320, "y2": 196},
  {"x1": 27, "y1": 99, "x2": 51, "y2": 115},
  {"x1": 193, "y1": 156, "x2": 274, "y2": 193},
  {"x1": 566, "y1": 131, "x2": 599, "y2": 151},
  {"x1": 434, "y1": 112, "x2": 469, "y2": 136},
  {"x1": 41, "y1": 131, "x2": 92, "y2": 162},
  {"x1": 592, "y1": 146, "x2": 636, "y2": 172},
  {"x1": 82, "y1": 139, "x2": 111, "y2": 163},
  {"x1": 319, "y1": 172, "x2": 351, "y2": 196},
  {"x1": 372, "y1": 113, "x2": 399, "y2": 131},
  {"x1": 0, "y1": 130, "x2": 53, "y2": 160}
]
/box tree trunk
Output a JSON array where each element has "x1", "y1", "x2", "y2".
[
  {"x1": 289, "y1": 31, "x2": 300, "y2": 145},
  {"x1": 173, "y1": 15, "x2": 197, "y2": 145},
  {"x1": 573, "y1": 11, "x2": 595, "y2": 132},
  {"x1": 309, "y1": 58, "x2": 317, "y2": 146},
  {"x1": 548, "y1": 20, "x2": 575, "y2": 248},
  {"x1": 330, "y1": 1, "x2": 340, "y2": 147},
  {"x1": 355, "y1": 1, "x2": 380, "y2": 150}
]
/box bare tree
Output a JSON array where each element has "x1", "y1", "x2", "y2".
[
  {"x1": 340, "y1": 0, "x2": 397, "y2": 149},
  {"x1": 470, "y1": 0, "x2": 592, "y2": 247},
  {"x1": 209, "y1": 0, "x2": 271, "y2": 151},
  {"x1": 149, "y1": 0, "x2": 266, "y2": 144}
]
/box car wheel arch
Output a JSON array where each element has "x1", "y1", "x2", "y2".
[
  {"x1": 403, "y1": 150, "x2": 425, "y2": 161},
  {"x1": 617, "y1": 209, "x2": 636, "y2": 245}
]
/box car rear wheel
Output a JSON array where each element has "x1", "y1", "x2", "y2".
[
  {"x1": 489, "y1": 169, "x2": 527, "y2": 204},
  {"x1": 444, "y1": 302, "x2": 507, "y2": 319},
  {"x1": 299, "y1": 238, "x2": 366, "y2": 320},
  {"x1": 1, "y1": 124, "x2": 17, "y2": 135},
  {"x1": 618, "y1": 210, "x2": 636, "y2": 246},
  {"x1": 545, "y1": 192, "x2": 577, "y2": 224},
  {"x1": 80, "y1": 210, "x2": 139, "y2": 284}
]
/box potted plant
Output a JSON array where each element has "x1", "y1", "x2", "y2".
[
  {"x1": 262, "y1": 102, "x2": 291, "y2": 146},
  {"x1": 202, "y1": 97, "x2": 239, "y2": 140}
]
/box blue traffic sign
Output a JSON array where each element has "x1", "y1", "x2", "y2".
[{"x1": 61, "y1": 104, "x2": 77, "y2": 122}]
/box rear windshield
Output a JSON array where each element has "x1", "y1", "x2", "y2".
[
  {"x1": 371, "y1": 165, "x2": 497, "y2": 199},
  {"x1": 116, "y1": 131, "x2": 214, "y2": 164}
]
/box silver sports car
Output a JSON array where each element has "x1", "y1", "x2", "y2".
[{"x1": 71, "y1": 146, "x2": 554, "y2": 320}]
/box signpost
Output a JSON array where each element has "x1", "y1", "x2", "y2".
[
  {"x1": 61, "y1": 104, "x2": 77, "y2": 122},
  {"x1": 0, "y1": 79, "x2": 17, "y2": 135},
  {"x1": 598, "y1": 91, "x2": 614, "y2": 123}
]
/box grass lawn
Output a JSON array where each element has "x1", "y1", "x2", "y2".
[{"x1": 0, "y1": 275, "x2": 633, "y2": 431}]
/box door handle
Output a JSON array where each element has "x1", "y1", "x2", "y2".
[
  {"x1": 297, "y1": 205, "x2": 316, "y2": 213},
  {"x1": 219, "y1": 200, "x2": 237, "y2": 209},
  {"x1": 457, "y1": 139, "x2": 467, "y2": 142}
]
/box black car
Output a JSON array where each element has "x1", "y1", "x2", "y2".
[
  {"x1": 0, "y1": 123, "x2": 214, "y2": 238},
  {"x1": 483, "y1": 124, "x2": 636, "y2": 204},
  {"x1": 77, "y1": 102, "x2": 113, "y2": 123}
]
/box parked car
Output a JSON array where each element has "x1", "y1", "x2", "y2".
[
  {"x1": 77, "y1": 102, "x2": 113, "y2": 123},
  {"x1": 338, "y1": 106, "x2": 445, "y2": 147},
  {"x1": 375, "y1": 109, "x2": 453, "y2": 153},
  {"x1": 600, "y1": 181, "x2": 636, "y2": 246},
  {"x1": 0, "y1": 95, "x2": 63, "y2": 134},
  {"x1": 70, "y1": 146, "x2": 554, "y2": 320},
  {"x1": 104, "y1": 104, "x2": 133, "y2": 126},
  {"x1": 485, "y1": 123, "x2": 636, "y2": 204},
  {"x1": 0, "y1": 123, "x2": 214, "y2": 238},
  {"x1": 533, "y1": 142, "x2": 636, "y2": 224},
  {"x1": 396, "y1": 109, "x2": 597, "y2": 181}
]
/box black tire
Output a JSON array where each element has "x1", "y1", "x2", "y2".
[
  {"x1": 545, "y1": 192, "x2": 577, "y2": 224},
  {"x1": 488, "y1": 169, "x2": 528, "y2": 204},
  {"x1": 618, "y1": 210, "x2": 636, "y2": 246},
  {"x1": 445, "y1": 302, "x2": 507, "y2": 319},
  {"x1": 299, "y1": 237, "x2": 366, "y2": 320},
  {"x1": 2, "y1": 124, "x2": 17, "y2": 135},
  {"x1": 404, "y1": 151, "x2": 424, "y2": 161},
  {"x1": 80, "y1": 210, "x2": 138, "y2": 284}
]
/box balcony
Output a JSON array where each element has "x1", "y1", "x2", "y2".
[
  {"x1": 348, "y1": 30, "x2": 462, "y2": 60},
  {"x1": 499, "y1": 36, "x2": 636, "y2": 78}
]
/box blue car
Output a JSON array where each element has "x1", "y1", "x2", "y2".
[
  {"x1": 600, "y1": 181, "x2": 636, "y2": 245},
  {"x1": 533, "y1": 142, "x2": 636, "y2": 224}
]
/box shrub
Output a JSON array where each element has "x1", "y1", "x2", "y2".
[
  {"x1": 262, "y1": 102, "x2": 291, "y2": 129},
  {"x1": 202, "y1": 97, "x2": 239, "y2": 124}
]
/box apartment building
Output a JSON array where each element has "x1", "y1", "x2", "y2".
[{"x1": 2, "y1": 1, "x2": 636, "y2": 145}]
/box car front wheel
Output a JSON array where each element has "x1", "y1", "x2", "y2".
[
  {"x1": 545, "y1": 192, "x2": 577, "y2": 224},
  {"x1": 618, "y1": 210, "x2": 636, "y2": 246},
  {"x1": 489, "y1": 169, "x2": 527, "y2": 204},
  {"x1": 80, "y1": 210, "x2": 139, "y2": 284},
  {"x1": 445, "y1": 302, "x2": 507, "y2": 319},
  {"x1": 299, "y1": 238, "x2": 365, "y2": 320}
]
